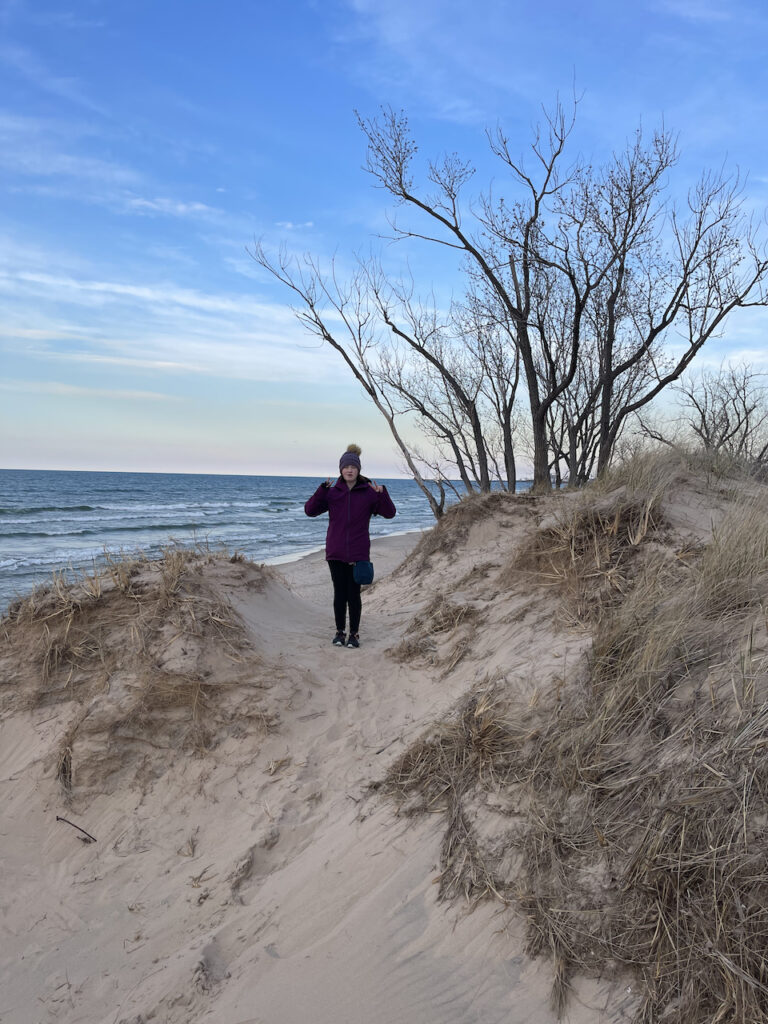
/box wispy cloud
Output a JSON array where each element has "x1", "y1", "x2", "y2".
[
  {"x1": 0, "y1": 270, "x2": 288, "y2": 317},
  {"x1": 0, "y1": 115, "x2": 233, "y2": 225},
  {"x1": 23, "y1": 351, "x2": 207, "y2": 373},
  {"x1": 0, "y1": 111, "x2": 140, "y2": 185},
  {"x1": 0, "y1": 42, "x2": 105, "y2": 113},
  {"x1": 276, "y1": 220, "x2": 315, "y2": 230},
  {"x1": 124, "y1": 195, "x2": 226, "y2": 221},
  {"x1": 0, "y1": 379, "x2": 179, "y2": 401},
  {"x1": 651, "y1": 0, "x2": 735, "y2": 22},
  {"x1": 0, "y1": 260, "x2": 348, "y2": 385},
  {"x1": 0, "y1": 1, "x2": 104, "y2": 30},
  {"x1": 24, "y1": 9, "x2": 105, "y2": 30},
  {"x1": 337, "y1": 0, "x2": 504, "y2": 123}
]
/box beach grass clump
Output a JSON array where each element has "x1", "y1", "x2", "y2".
[
  {"x1": 605, "y1": 442, "x2": 768, "y2": 497},
  {"x1": 598, "y1": 445, "x2": 686, "y2": 500},
  {"x1": 381, "y1": 484, "x2": 768, "y2": 1021},
  {"x1": 129, "y1": 671, "x2": 217, "y2": 754},
  {"x1": 159, "y1": 546, "x2": 190, "y2": 600},
  {"x1": 514, "y1": 491, "x2": 667, "y2": 624},
  {"x1": 695, "y1": 499, "x2": 768, "y2": 616},
  {"x1": 380, "y1": 683, "x2": 521, "y2": 901},
  {"x1": 103, "y1": 549, "x2": 142, "y2": 595},
  {"x1": 1, "y1": 548, "x2": 276, "y2": 793},
  {"x1": 388, "y1": 593, "x2": 479, "y2": 668}
]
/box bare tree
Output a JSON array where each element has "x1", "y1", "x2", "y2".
[
  {"x1": 253, "y1": 103, "x2": 768, "y2": 505},
  {"x1": 543, "y1": 277, "x2": 672, "y2": 485},
  {"x1": 366, "y1": 269, "x2": 497, "y2": 494},
  {"x1": 456, "y1": 284, "x2": 521, "y2": 490},
  {"x1": 642, "y1": 363, "x2": 768, "y2": 465},
  {"x1": 249, "y1": 247, "x2": 447, "y2": 517},
  {"x1": 357, "y1": 104, "x2": 768, "y2": 489},
  {"x1": 252, "y1": 242, "x2": 524, "y2": 509}
]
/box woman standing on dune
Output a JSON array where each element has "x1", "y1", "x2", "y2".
[{"x1": 304, "y1": 444, "x2": 396, "y2": 648}]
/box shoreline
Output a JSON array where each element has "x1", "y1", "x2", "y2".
[
  {"x1": 0, "y1": 469, "x2": 437, "y2": 612},
  {"x1": 0, "y1": 529, "x2": 429, "y2": 615}
]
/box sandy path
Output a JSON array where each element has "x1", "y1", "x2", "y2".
[{"x1": 0, "y1": 530, "x2": 633, "y2": 1024}]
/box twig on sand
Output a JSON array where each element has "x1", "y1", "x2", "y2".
[{"x1": 55, "y1": 815, "x2": 96, "y2": 843}]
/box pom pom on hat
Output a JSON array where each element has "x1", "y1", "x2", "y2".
[{"x1": 339, "y1": 443, "x2": 362, "y2": 471}]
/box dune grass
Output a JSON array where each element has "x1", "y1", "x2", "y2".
[
  {"x1": 1, "y1": 546, "x2": 275, "y2": 792},
  {"x1": 381, "y1": 474, "x2": 768, "y2": 1022},
  {"x1": 388, "y1": 593, "x2": 479, "y2": 669},
  {"x1": 513, "y1": 492, "x2": 667, "y2": 625}
]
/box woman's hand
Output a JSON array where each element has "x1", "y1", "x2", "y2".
[{"x1": 370, "y1": 480, "x2": 383, "y2": 493}]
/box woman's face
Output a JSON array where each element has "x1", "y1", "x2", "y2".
[{"x1": 341, "y1": 465, "x2": 359, "y2": 484}]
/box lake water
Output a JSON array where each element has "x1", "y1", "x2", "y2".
[
  {"x1": 0, "y1": 469, "x2": 533, "y2": 610},
  {"x1": 0, "y1": 469, "x2": 443, "y2": 609}
]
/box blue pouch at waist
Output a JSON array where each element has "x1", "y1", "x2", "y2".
[{"x1": 353, "y1": 560, "x2": 374, "y2": 585}]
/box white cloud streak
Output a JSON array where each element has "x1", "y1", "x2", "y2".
[
  {"x1": 0, "y1": 42, "x2": 106, "y2": 113},
  {"x1": 0, "y1": 111, "x2": 141, "y2": 185},
  {"x1": 0, "y1": 262, "x2": 349, "y2": 385},
  {"x1": 0, "y1": 270, "x2": 289, "y2": 317},
  {"x1": 0, "y1": 379, "x2": 179, "y2": 401},
  {"x1": 275, "y1": 220, "x2": 315, "y2": 230},
  {"x1": 125, "y1": 196, "x2": 226, "y2": 220},
  {"x1": 338, "y1": 0, "x2": 534, "y2": 123},
  {"x1": 651, "y1": 0, "x2": 735, "y2": 22},
  {"x1": 0, "y1": 114, "x2": 232, "y2": 225}
]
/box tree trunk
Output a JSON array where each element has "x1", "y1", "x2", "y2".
[{"x1": 531, "y1": 410, "x2": 551, "y2": 492}]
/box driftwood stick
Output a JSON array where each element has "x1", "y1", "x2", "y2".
[{"x1": 56, "y1": 815, "x2": 97, "y2": 843}]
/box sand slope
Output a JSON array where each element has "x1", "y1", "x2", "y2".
[{"x1": 0, "y1": 503, "x2": 665, "y2": 1024}]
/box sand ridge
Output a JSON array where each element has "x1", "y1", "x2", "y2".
[{"x1": 6, "y1": 464, "x2": 754, "y2": 1023}]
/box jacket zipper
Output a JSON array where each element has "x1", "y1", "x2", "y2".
[{"x1": 345, "y1": 486, "x2": 351, "y2": 562}]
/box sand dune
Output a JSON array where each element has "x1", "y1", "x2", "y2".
[{"x1": 3, "y1": 460, "x2": 768, "y2": 1023}]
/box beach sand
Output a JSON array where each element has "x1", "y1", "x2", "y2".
[{"x1": 6, "y1": 466, "x2": 762, "y2": 1024}]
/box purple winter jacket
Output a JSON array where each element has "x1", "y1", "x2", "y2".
[{"x1": 304, "y1": 476, "x2": 397, "y2": 562}]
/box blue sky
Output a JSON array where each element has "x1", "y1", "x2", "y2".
[{"x1": 1, "y1": 0, "x2": 767, "y2": 476}]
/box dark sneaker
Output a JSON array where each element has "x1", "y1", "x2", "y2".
[
  {"x1": 332, "y1": 631, "x2": 346, "y2": 646},
  {"x1": 346, "y1": 633, "x2": 360, "y2": 648}
]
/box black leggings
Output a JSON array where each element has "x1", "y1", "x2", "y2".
[{"x1": 328, "y1": 560, "x2": 362, "y2": 634}]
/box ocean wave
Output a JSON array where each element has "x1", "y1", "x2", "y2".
[
  {"x1": 0, "y1": 520, "x2": 236, "y2": 538},
  {"x1": 10, "y1": 513, "x2": 185, "y2": 526},
  {"x1": 0, "y1": 470, "x2": 440, "y2": 613},
  {"x1": 0, "y1": 500, "x2": 305, "y2": 520},
  {"x1": 0, "y1": 509, "x2": 247, "y2": 528},
  {"x1": 0, "y1": 504, "x2": 98, "y2": 515},
  {"x1": 0, "y1": 534, "x2": 255, "y2": 574},
  {"x1": 0, "y1": 552, "x2": 104, "y2": 571},
  {"x1": 91, "y1": 521, "x2": 224, "y2": 537}
]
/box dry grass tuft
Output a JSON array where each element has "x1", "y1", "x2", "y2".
[
  {"x1": 605, "y1": 443, "x2": 767, "y2": 497},
  {"x1": 388, "y1": 593, "x2": 479, "y2": 668},
  {"x1": 131, "y1": 672, "x2": 217, "y2": 754},
  {"x1": 158, "y1": 546, "x2": 191, "y2": 600},
  {"x1": 380, "y1": 484, "x2": 768, "y2": 1021},
  {"x1": 599, "y1": 446, "x2": 687, "y2": 500},
  {"x1": 514, "y1": 493, "x2": 666, "y2": 624},
  {"x1": 381, "y1": 683, "x2": 520, "y2": 900},
  {"x1": 696, "y1": 501, "x2": 768, "y2": 615},
  {"x1": 2, "y1": 549, "x2": 277, "y2": 794},
  {"x1": 56, "y1": 742, "x2": 73, "y2": 794},
  {"x1": 103, "y1": 550, "x2": 141, "y2": 595}
]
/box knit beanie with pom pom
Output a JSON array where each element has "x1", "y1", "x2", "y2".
[{"x1": 339, "y1": 444, "x2": 362, "y2": 471}]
